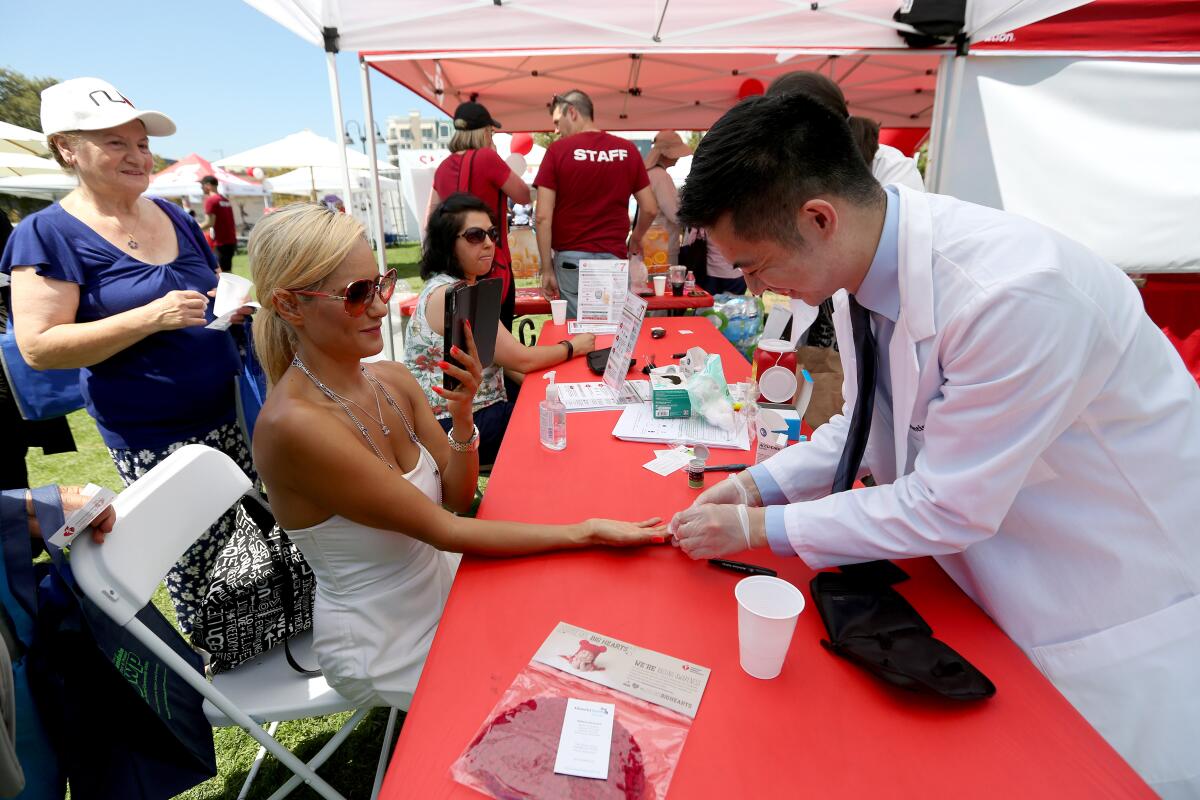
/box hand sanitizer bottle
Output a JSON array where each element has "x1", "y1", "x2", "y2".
[{"x1": 539, "y1": 381, "x2": 567, "y2": 450}]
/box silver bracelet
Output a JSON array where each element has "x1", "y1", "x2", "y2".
[{"x1": 447, "y1": 424, "x2": 480, "y2": 453}]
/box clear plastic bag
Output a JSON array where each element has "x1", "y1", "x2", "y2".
[{"x1": 451, "y1": 661, "x2": 692, "y2": 800}]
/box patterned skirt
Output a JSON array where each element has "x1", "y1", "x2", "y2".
[{"x1": 108, "y1": 422, "x2": 257, "y2": 637}]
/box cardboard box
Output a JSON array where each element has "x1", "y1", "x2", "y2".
[{"x1": 650, "y1": 368, "x2": 691, "y2": 418}]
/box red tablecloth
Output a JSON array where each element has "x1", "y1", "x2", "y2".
[
  {"x1": 398, "y1": 287, "x2": 714, "y2": 318},
  {"x1": 381, "y1": 318, "x2": 1149, "y2": 799},
  {"x1": 1141, "y1": 274, "x2": 1200, "y2": 384}
]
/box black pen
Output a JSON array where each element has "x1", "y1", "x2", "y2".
[
  {"x1": 708, "y1": 559, "x2": 778, "y2": 577},
  {"x1": 703, "y1": 463, "x2": 749, "y2": 472}
]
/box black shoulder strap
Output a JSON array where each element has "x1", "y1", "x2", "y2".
[{"x1": 457, "y1": 150, "x2": 476, "y2": 195}]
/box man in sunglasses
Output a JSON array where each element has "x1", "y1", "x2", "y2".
[{"x1": 534, "y1": 89, "x2": 658, "y2": 318}]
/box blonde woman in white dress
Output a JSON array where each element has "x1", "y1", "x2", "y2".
[{"x1": 248, "y1": 204, "x2": 664, "y2": 708}]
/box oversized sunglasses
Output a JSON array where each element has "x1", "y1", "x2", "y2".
[
  {"x1": 458, "y1": 226, "x2": 500, "y2": 245},
  {"x1": 291, "y1": 269, "x2": 398, "y2": 317}
]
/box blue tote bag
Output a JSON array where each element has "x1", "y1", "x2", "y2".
[{"x1": 0, "y1": 321, "x2": 84, "y2": 421}]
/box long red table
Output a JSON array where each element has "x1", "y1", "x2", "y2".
[
  {"x1": 397, "y1": 286, "x2": 714, "y2": 319},
  {"x1": 382, "y1": 317, "x2": 1150, "y2": 798}
]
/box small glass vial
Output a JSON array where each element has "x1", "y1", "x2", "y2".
[
  {"x1": 686, "y1": 458, "x2": 706, "y2": 489},
  {"x1": 539, "y1": 382, "x2": 566, "y2": 450},
  {"x1": 684, "y1": 270, "x2": 696, "y2": 294}
]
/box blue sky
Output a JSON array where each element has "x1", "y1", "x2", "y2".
[{"x1": 2, "y1": 0, "x2": 445, "y2": 162}]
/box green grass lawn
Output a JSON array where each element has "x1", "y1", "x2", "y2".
[{"x1": 25, "y1": 243, "x2": 763, "y2": 799}]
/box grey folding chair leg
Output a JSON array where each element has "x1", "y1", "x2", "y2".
[
  {"x1": 237, "y1": 721, "x2": 281, "y2": 800},
  {"x1": 371, "y1": 707, "x2": 401, "y2": 799},
  {"x1": 264, "y1": 706, "x2": 373, "y2": 800},
  {"x1": 125, "y1": 618, "x2": 346, "y2": 800}
]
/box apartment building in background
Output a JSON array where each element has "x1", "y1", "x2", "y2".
[{"x1": 385, "y1": 111, "x2": 453, "y2": 162}]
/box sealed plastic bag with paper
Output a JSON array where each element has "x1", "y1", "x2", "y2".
[{"x1": 451, "y1": 623, "x2": 707, "y2": 800}]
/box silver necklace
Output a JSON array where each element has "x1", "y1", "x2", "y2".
[
  {"x1": 338, "y1": 367, "x2": 390, "y2": 435},
  {"x1": 292, "y1": 356, "x2": 392, "y2": 466},
  {"x1": 291, "y1": 355, "x2": 441, "y2": 506}
]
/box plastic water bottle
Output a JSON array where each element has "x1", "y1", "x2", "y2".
[
  {"x1": 684, "y1": 270, "x2": 696, "y2": 293},
  {"x1": 539, "y1": 382, "x2": 566, "y2": 450}
]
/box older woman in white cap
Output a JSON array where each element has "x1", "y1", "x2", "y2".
[
  {"x1": 0, "y1": 78, "x2": 254, "y2": 636},
  {"x1": 642, "y1": 129, "x2": 691, "y2": 264}
]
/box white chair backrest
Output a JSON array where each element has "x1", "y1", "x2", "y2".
[{"x1": 71, "y1": 445, "x2": 252, "y2": 625}]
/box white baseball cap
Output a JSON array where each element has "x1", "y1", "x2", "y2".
[{"x1": 40, "y1": 78, "x2": 176, "y2": 137}]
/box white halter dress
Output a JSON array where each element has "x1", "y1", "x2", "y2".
[{"x1": 286, "y1": 442, "x2": 459, "y2": 709}]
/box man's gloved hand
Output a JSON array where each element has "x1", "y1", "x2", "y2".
[
  {"x1": 669, "y1": 504, "x2": 752, "y2": 559},
  {"x1": 690, "y1": 472, "x2": 760, "y2": 509}
]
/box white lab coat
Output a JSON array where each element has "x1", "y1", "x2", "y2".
[
  {"x1": 762, "y1": 186, "x2": 1200, "y2": 797},
  {"x1": 872, "y1": 144, "x2": 925, "y2": 191}
]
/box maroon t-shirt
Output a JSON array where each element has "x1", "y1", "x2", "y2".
[
  {"x1": 203, "y1": 193, "x2": 237, "y2": 246},
  {"x1": 534, "y1": 131, "x2": 649, "y2": 257},
  {"x1": 434, "y1": 149, "x2": 515, "y2": 297}
]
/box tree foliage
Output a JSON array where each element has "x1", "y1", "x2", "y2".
[{"x1": 0, "y1": 67, "x2": 57, "y2": 130}]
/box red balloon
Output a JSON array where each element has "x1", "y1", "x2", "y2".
[
  {"x1": 510, "y1": 132, "x2": 534, "y2": 156},
  {"x1": 737, "y1": 78, "x2": 765, "y2": 100}
]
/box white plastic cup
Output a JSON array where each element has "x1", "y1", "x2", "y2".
[
  {"x1": 652, "y1": 275, "x2": 667, "y2": 297},
  {"x1": 550, "y1": 298, "x2": 568, "y2": 325},
  {"x1": 735, "y1": 576, "x2": 806, "y2": 679}
]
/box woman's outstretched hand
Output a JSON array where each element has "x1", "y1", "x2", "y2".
[{"x1": 583, "y1": 517, "x2": 668, "y2": 547}]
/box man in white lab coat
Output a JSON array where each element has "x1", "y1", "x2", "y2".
[{"x1": 670, "y1": 93, "x2": 1200, "y2": 797}]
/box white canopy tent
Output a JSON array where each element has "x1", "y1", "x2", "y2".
[
  {"x1": 243, "y1": 0, "x2": 1200, "y2": 309},
  {"x1": 265, "y1": 165, "x2": 406, "y2": 239},
  {"x1": 0, "y1": 173, "x2": 78, "y2": 201},
  {"x1": 0, "y1": 152, "x2": 63, "y2": 179},
  {"x1": 0, "y1": 121, "x2": 50, "y2": 157}
]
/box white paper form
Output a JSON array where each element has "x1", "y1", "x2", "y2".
[
  {"x1": 553, "y1": 698, "x2": 616, "y2": 780},
  {"x1": 612, "y1": 403, "x2": 751, "y2": 450},
  {"x1": 577, "y1": 260, "x2": 629, "y2": 323},
  {"x1": 556, "y1": 380, "x2": 650, "y2": 412}
]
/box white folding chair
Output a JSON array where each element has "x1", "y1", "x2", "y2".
[{"x1": 70, "y1": 444, "x2": 401, "y2": 800}]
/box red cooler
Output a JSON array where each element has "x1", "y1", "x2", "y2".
[{"x1": 754, "y1": 338, "x2": 798, "y2": 403}]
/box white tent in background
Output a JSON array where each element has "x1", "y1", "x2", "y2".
[
  {"x1": 214, "y1": 130, "x2": 370, "y2": 173},
  {"x1": 0, "y1": 172, "x2": 77, "y2": 200},
  {"x1": 0, "y1": 152, "x2": 63, "y2": 179},
  {"x1": 265, "y1": 166, "x2": 406, "y2": 239},
  {"x1": 0, "y1": 121, "x2": 50, "y2": 157},
  {"x1": 146, "y1": 153, "x2": 266, "y2": 199}
]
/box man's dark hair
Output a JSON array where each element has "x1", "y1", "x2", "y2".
[
  {"x1": 848, "y1": 116, "x2": 881, "y2": 165},
  {"x1": 551, "y1": 89, "x2": 594, "y2": 121},
  {"x1": 766, "y1": 71, "x2": 849, "y2": 118},
  {"x1": 678, "y1": 93, "x2": 882, "y2": 245},
  {"x1": 200, "y1": 175, "x2": 219, "y2": 188},
  {"x1": 420, "y1": 192, "x2": 496, "y2": 281}
]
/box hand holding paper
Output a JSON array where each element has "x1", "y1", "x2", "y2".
[{"x1": 207, "y1": 272, "x2": 260, "y2": 331}]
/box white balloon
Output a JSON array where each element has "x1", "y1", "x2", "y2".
[
  {"x1": 505, "y1": 153, "x2": 527, "y2": 176},
  {"x1": 251, "y1": 167, "x2": 265, "y2": 180}
]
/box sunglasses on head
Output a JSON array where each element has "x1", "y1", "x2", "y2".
[
  {"x1": 291, "y1": 268, "x2": 398, "y2": 317},
  {"x1": 458, "y1": 226, "x2": 500, "y2": 245}
]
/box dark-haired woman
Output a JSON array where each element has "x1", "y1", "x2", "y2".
[{"x1": 402, "y1": 193, "x2": 596, "y2": 463}]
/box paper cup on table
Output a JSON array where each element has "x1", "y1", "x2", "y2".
[
  {"x1": 652, "y1": 275, "x2": 667, "y2": 296},
  {"x1": 550, "y1": 298, "x2": 568, "y2": 325},
  {"x1": 735, "y1": 576, "x2": 805, "y2": 679}
]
